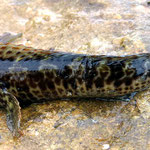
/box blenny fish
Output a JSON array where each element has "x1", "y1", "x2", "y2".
[{"x1": 0, "y1": 43, "x2": 150, "y2": 136}]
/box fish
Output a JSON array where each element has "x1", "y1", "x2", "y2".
[{"x1": 0, "y1": 43, "x2": 150, "y2": 137}]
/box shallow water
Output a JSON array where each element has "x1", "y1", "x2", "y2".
[{"x1": 0, "y1": 0, "x2": 150, "y2": 149}]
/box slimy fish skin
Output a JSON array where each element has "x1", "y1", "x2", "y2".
[{"x1": 0, "y1": 43, "x2": 150, "y2": 136}]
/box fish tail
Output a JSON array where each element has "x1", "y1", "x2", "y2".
[{"x1": 0, "y1": 89, "x2": 22, "y2": 137}]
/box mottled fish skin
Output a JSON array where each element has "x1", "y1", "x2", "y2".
[{"x1": 0, "y1": 43, "x2": 150, "y2": 136}]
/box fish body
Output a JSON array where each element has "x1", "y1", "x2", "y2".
[{"x1": 0, "y1": 43, "x2": 150, "y2": 136}]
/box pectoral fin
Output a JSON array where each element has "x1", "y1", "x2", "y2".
[{"x1": 0, "y1": 89, "x2": 21, "y2": 137}]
